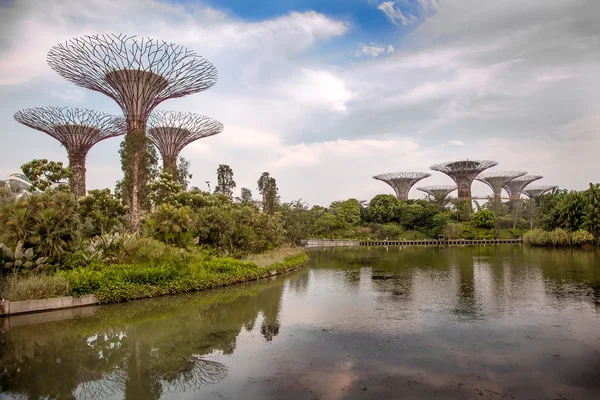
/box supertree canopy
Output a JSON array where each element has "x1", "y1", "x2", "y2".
[
  {"x1": 14, "y1": 107, "x2": 125, "y2": 197},
  {"x1": 47, "y1": 34, "x2": 218, "y2": 232},
  {"x1": 503, "y1": 175, "x2": 543, "y2": 200},
  {"x1": 417, "y1": 185, "x2": 457, "y2": 205},
  {"x1": 430, "y1": 160, "x2": 498, "y2": 199},
  {"x1": 47, "y1": 34, "x2": 218, "y2": 128},
  {"x1": 523, "y1": 185, "x2": 558, "y2": 198},
  {"x1": 475, "y1": 170, "x2": 527, "y2": 199},
  {"x1": 373, "y1": 172, "x2": 431, "y2": 201},
  {"x1": 147, "y1": 110, "x2": 223, "y2": 176}
]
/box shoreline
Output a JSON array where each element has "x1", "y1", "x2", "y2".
[{"x1": 0, "y1": 254, "x2": 308, "y2": 317}]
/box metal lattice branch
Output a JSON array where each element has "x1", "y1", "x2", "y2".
[
  {"x1": 430, "y1": 160, "x2": 498, "y2": 199},
  {"x1": 373, "y1": 172, "x2": 431, "y2": 201},
  {"x1": 475, "y1": 170, "x2": 527, "y2": 198},
  {"x1": 47, "y1": 34, "x2": 218, "y2": 126},
  {"x1": 502, "y1": 175, "x2": 543, "y2": 200},
  {"x1": 13, "y1": 107, "x2": 125, "y2": 197},
  {"x1": 417, "y1": 185, "x2": 457, "y2": 203},
  {"x1": 523, "y1": 185, "x2": 558, "y2": 198},
  {"x1": 147, "y1": 110, "x2": 223, "y2": 175}
]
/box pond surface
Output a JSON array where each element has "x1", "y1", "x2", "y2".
[{"x1": 2, "y1": 246, "x2": 600, "y2": 400}]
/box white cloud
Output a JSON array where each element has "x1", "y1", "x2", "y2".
[
  {"x1": 355, "y1": 43, "x2": 395, "y2": 58},
  {"x1": 377, "y1": 1, "x2": 417, "y2": 26},
  {"x1": 447, "y1": 140, "x2": 465, "y2": 146}
]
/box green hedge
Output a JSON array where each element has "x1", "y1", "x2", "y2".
[{"x1": 60, "y1": 252, "x2": 308, "y2": 303}]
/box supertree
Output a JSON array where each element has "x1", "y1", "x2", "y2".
[
  {"x1": 502, "y1": 175, "x2": 543, "y2": 200},
  {"x1": 372, "y1": 172, "x2": 431, "y2": 201},
  {"x1": 523, "y1": 185, "x2": 558, "y2": 198},
  {"x1": 430, "y1": 160, "x2": 498, "y2": 200},
  {"x1": 13, "y1": 107, "x2": 125, "y2": 197},
  {"x1": 147, "y1": 110, "x2": 223, "y2": 176},
  {"x1": 417, "y1": 185, "x2": 457, "y2": 205},
  {"x1": 47, "y1": 34, "x2": 218, "y2": 231},
  {"x1": 475, "y1": 170, "x2": 527, "y2": 200}
]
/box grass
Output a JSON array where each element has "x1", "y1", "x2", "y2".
[
  {"x1": 243, "y1": 246, "x2": 303, "y2": 267},
  {"x1": 0, "y1": 274, "x2": 70, "y2": 301},
  {"x1": 399, "y1": 230, "x2": 429, "y2": 240},
  {"x1": 0, "y1": 247, "x2": 308, "y2": 304}
]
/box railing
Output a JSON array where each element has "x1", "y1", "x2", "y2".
[{"x1": 305, "y1": 238, "x2": 522, "y2": 247}]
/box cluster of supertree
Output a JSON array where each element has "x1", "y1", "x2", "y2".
[
  {"x1": 13, "y1": 34, "x2": 224, "y2": 231},
  {"x1": 373, "y1": 159, "x2": 557, "y2": 203}
]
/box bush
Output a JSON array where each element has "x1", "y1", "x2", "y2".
[
  {"x1": 0, "y1": 191, "x2": 80, "y2": 263},
  {"x1": 444, "y1": 223, "x2": 462, "y2": 239},
  {"x1": 523, "y1": 229, "x2": 551, "y2": 246},
  {"x1": 0, "y1": 274, "x2": 69, "y2": 301},
  {"x1": 473, "y1": 209, "x2": 496, "y2": 229},
  {"x1": 570, "y1": 229, "x2": 595, "y2": 246},
  {"x1": 144, "y1": 204, "x2": 196, "y2": 248},
  {"x1": 549, "y1": 228, "x2": 570, "y2": 247}
]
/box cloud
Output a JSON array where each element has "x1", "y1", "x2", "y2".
[
  {"x1": 1, "y1": 0, "x2": 599, "y2": 206},
  {"x1": 377, "y1": 1, "x2": 417, "y2": 26},
  {"x1": 355, "y1": 43, "x2": 395, "y2": 58}
]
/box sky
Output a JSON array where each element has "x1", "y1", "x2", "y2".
[{"x1": 0, "y1": 0, "x2": 598, "y2": 206}]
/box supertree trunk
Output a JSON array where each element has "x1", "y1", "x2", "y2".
[
  {"x1": 123, "y1": 120, "x2": 148, "y2": 234},
  {"x1": 69, "y1": 151, "x2": 87, "y2": 198},
  {"x1": 163, "y1": 155, "x2": 178, "y2": 177}
]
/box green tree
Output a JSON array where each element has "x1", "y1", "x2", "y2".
[
  {"x1": 257, "y1": 172, "x2": 279, "y2": 215},
  {"x1": 557, "y1": 191, "x2": 586, "y2": 231},
  {"x1": 78, "y1": 189, "x2": 127, "y2": 237},
  {"x1": 367, "y1": 194, "x2": 400, "y2": 223},
  {"x1": 582, "y1": 183, "x2": 600, "y2": 240},
  {"x1": 21, "y1": 159, "x2": 71, "y2": 193},
  {"x1": 214, "y1": 164, "x2": 236, "y2": 199},
  {"x1": 334, "y1": 199, "x2": 362, "y2": 226},
  {"x1": 174, "y1": 156, "x2": 192, "y2": 189},
  {"x1": 147, "y1": 173, "x2": 185, "y2": 208},
  {"x1": 278, "y1": 200, "x2": 315, "y2": 245},
  {"x1": 144, "y1": 204, "x2": 196, "y2": 248},
  {"x1": 236, "y1": 187, "x2": 253, "y2": 204},
  {"x1": 118, "y1": 139, "x2": 159, "y2": 232},
  {"x1": 473, "y1": 209, "x2": 496, "y2": 229}
]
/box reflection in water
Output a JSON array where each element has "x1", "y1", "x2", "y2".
[
  {"x1": 2, "y1": 246, "x2": 600, "y2": 399},
  {"x1": 0, "y1": 276, "x2": 286, "y2": 400}
]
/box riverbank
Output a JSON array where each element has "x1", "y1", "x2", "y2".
[{"x1": 0, "y1": 247, "x2": 307, "y2": 315}]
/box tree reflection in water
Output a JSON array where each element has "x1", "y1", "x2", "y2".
[{"x1": 0, "y1": 276, "x2": 286, "y2": 400}]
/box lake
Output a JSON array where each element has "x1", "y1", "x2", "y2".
[{"x1": 1, "y1": 245, "x2": 600, "y2": 399}]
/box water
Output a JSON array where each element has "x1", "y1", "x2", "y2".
[{"x1": 1, "y1": 245, "x2": 600, "y2": 399}]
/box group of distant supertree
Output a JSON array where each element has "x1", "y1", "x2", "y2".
[
  {"x1": 13, "y1": 34, "x2": 224, "y2": 231},
  {"x1": 373, "y1": 160, "x2": 557, "y2": 204}
]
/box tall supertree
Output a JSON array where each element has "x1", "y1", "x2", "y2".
[
  {"x1": 430, "y1": 160, "x2": 498, "y2": 200},
  {"x1": 503, "y1": 175, "x2": 543, "y2": 200},
  {"x1": 372, "y1": 172, "x2": 431, "y2": 201},
  {"x1": 147, "y1": 110, "x2": 223, "y2": 176},
  {"x1": 47, "y1": 34, "x2": 218, "y2": 231},
  {"x1": 417, "y1": 185, "x2": 457, "y2": 205},
  {"x1": 523, "y1": 185, "x2": 558, "y2": 198},
  {"x1": 475, "y1": 170, "x2": 527, "y2": 200},
  {"x1": 13, "y1": 107, "x2": 125, "y2": 197}
]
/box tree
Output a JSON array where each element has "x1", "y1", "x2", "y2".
[
  {"x1": 78, "y1": 189, "x2": 127, "y2": 237},
  {"x1": 333, "y1": 199, "x2": 362, "y2": 226},
  {"x1": 279, "y1": 200, "x2": 315, "y2": 245},
  {"x1": 557, "y1": 191, "x2": 586, "y2": 231},
  {"x1": 257, "y1": 172, "x2": 278, "y2": 215},
  {"x1": 473, "y1": 209, "x2": 496, "y2": 229},
  {"x1": 367, "y1": 194, "x2": 400, "y2": 223},
  {"x1": 583, "y1": 183, "x2": 600, "y2": 241},
  {"x1": 147, "y1": 173, "x2": 185, "y2": 208},
  {"x1": 21, "y1": 159, "x2": 71, "y2": 192},
  {"x1": 236, "y1": 187, "x2": 253, "y2": 204},
  {"x1": 117, "y1": 140, "x2": 159, "y2": 224},
  {"x1": 174, "y1": 156, "x2": 192, "y2": 189},
  {"x1": 214, "y1": 164, "x2": 236, "y2": 199}
]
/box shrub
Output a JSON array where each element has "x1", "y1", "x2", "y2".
[
  {"x1": 144, "y1": 204, "x2": 196, "y2": 248},
  {"x1": 570, "y1": 229, "x2": 595, "y2": 246},
  {"x1": 78, "y1": 189, "x2": 126, "y2": 237},
  {"x1": 523, "y1": 229, "x2": 551, "y2": 246},
  {"x1": 444, "y1": 223, "x2": 462, "y2": 239},
  {"x1": 549, "y1": 228, "x2": 570, "y2": 247},
  {"x1": 0, "y1": 274, "x2": 69, "y2": 301},
  {"x1": 473, "y1": 209, "x2": 496, "y2": 229}
]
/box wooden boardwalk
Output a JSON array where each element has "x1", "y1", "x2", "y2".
[{"x1": 306, "y1": 238, "x2": 522, "y2": 248}]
